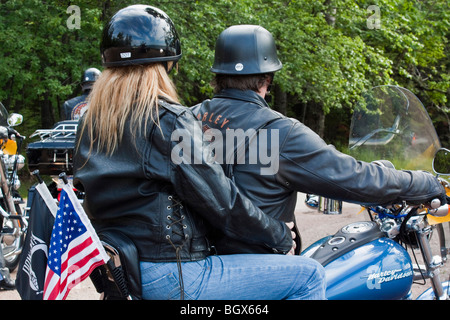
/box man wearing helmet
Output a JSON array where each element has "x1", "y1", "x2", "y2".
[
  {"x1": 191, "y1": 25, "x2": 446, "y2": 255},
  {"x1": 61, "y1": 67, "x2": 101, "y2": 120}
]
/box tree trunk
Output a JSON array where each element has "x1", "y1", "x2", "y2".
[
  {"x1": 40, "y1": 94, "x2": 54, "y2": 128},
  {"x1": 304, "y1": 101, "x2": 325, "y2": 138},
  {"x1": 273, "y1": 84, "x2": 287, "y2": 115}
]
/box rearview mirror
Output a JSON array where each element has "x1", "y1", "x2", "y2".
[
  {"x1": 433, "y1": 148, "x2": 450, "y2": 175},
  {"x1": 7, "y1": 113, "x2": 23, "y2": 127}
]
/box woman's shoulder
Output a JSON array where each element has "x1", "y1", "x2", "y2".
[
  {"x1": 158, "y1": 98, "x2": 199, "y2": 127},
  {"x1": 159, "y1": 98, "x2": 188, "y2": 116}
]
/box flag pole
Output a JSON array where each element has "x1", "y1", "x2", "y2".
[
  {"x1": 31, "y1": 170, "x2": 57, "y2": 218},
  {"x1": 59, "y1": 172, "x2": 69, "y2": 185},
  {"x1": 31, "y1": 169, "x2": 43, "y2": 184}
]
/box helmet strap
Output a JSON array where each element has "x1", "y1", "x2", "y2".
[{"x1": 165, "y1": 61, "x2": 178, "y2": 74}]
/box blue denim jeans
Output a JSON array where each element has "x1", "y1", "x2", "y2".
[{"x1": 140, "y1": 254, "x2": 326, "y2": 300}]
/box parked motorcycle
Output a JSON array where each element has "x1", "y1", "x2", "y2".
[
  {"x1": 26, "y1": 120, "x2": 82, "y2": 200},
  {"x1": 305, "y1": 194, "x2": 342, "y2": 215},
  {"x1": 0, "y1": 102, "x2": 27, "y2": 271},
  {"x1": 301, "y1": 86, "x2": 450, "y2": 300}
]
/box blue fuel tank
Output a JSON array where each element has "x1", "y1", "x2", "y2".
[{"x1": 302, "y1": 221, "x2": 414, "y2": 300}]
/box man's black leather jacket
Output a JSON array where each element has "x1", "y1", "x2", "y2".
[
  {"x1": 191, "y1": 89, "x2": 446, "y2": 255},
  {"x1": 73, "y1": 99, "x2": 293, "y2": 262}
]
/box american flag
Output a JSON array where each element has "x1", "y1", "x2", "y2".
[{"x1": 43, "y1": 184, "x2": 109, "y2": 300}]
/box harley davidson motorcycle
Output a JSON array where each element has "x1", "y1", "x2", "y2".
[
  {"x1": 301, "y1": 85, "x2": 450, "y2": 300},
  {"x1": 0, "y1": 102, "x2": 27, "y2": 271}
]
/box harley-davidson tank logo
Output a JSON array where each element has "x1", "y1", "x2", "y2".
[{"x1": 366, "y1": 267, "x2": 413, "y2": 289}]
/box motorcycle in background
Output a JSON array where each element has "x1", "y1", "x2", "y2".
[
  {"x1": 305, "y1": 194, "x2": 343, "y2": 215},
  {"x1": 0, "y1": 102, "x2": 27, "y2": 271},
  {"x1": 301, "y1": 86, "x2": 450, "y2": 300},
  {"x1": 26, "y1": 120, "x2": 81, "y2": 200}
]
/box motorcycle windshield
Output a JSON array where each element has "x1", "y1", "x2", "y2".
[
  {"x1": 349, "y1": 85, "x2": 441, "y2": 171},
  {"x1": 0, "y1": 102, "x2": 9, "y2": 127}
]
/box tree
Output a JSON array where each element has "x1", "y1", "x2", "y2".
[
  {"x1": 0, "y1": 0, "x2": 102, "y2": 134},
  {"x1": 338, "y1": 0, "x2": 450, "y2": 146},
  {"x1": 0, "y1": 0, "x2": 448, "y2": 147}
]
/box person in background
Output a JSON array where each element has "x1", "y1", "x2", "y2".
[{"x1": 62, "y1": 67, "x2": 101, "y2": 120}]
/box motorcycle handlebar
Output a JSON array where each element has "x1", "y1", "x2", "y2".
[
  {"x1": 428, "y1": 200, "x2": 450, "y2": 217},
  {"x1": 7, "y1": 127, "x2": 25, "y2": 140}
]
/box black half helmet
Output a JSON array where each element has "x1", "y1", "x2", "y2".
[
  {"x1": 81, "y1": 67, "x2": 101, "y2": 89},
  {"x1": 101, "y1": 5, "x2": 182, "y2": 67},
  {"x1": 211, "y1": 25, "x2": 282, "y2": 75}
]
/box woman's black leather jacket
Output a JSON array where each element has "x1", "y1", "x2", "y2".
[{"x1": 73, "y1": 99, "x2": 293, "y2": 262}]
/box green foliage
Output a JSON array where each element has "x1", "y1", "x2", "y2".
[
  {"x1": 0, "y1": 0, "x2": 448, "y2": 148},
  {"x1": 0, "y1": 0, "x2": 102, "y2": 136}
]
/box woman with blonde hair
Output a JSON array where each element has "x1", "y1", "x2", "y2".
[{"x1": 73, "y1": 4, "x2": 325, "y2": 300}]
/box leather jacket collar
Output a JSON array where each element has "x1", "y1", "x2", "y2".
[{"x1": 214, "y1": 89, "x2": 270, "y2": 109}]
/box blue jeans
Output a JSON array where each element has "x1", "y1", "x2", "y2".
[{"x1": 140, "y1": 254, "x2": 326, "y2": 300}]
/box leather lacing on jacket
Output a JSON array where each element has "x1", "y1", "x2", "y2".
[{"x1": 165, "y1": 195, "x2": 188, "y2": 299}]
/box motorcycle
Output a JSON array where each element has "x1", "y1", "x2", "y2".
[
  {"x1": 26, "y1": 119, "x2": 82, "y2": 200},
  {"x1": 305, "y1": 194, "x2": 343, "y2": 215},
  {"x1": 301, "y1": 85, "x2": 450, "y2": 300},
  {"x1": 0, "y1": 102, "x2": 27, "y2": 271}
]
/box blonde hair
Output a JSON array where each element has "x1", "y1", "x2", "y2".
[{"x1": 80, "y1": 63, "x2": 179, "y2": 156}]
